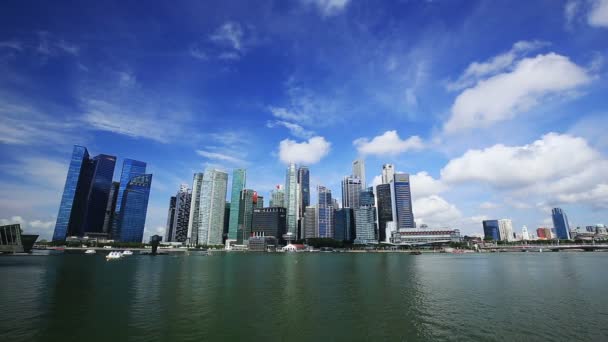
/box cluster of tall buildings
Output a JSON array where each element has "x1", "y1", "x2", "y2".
[
  {"x1": 164, "y1": 158, "x2": 456, "y2": 248},
  {"x1": 52, "y1": 145, "x2": 152, "y2": 243},
  {"x1": 482, "y1": 208, "x2": 575, "y2": 241}
]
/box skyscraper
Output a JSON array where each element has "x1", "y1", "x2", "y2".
[
  {"x1": 112, "y1": 159, "x2": 146, "y2": 239},
  {"x1": 352, "y1": 159, "x2": 366, "y2": 189},
  {"x1": 285, "y1": 163, "x2": 299, "y2": 236},
  {"x1": 198, "y1": 169, "x2": 228, "y2": 246},
  {"x1": 116, "y1": 173, "x2": 153, "y2": 242},
  {"x1": 317, "y1": 185, "x2": 334, "y2": 238},
  {"x1": 303, "y1": 206, "x2": 317, "y2": 239},
  {"x1": 390, "y1": 173, "x2": 415, "y2": 229},
  {"x1": 102, "y1": 181, "x2": 120, "y2": 235},
  {"x1": 256, "y1": 196, "x2": 264, "y2": 209},
  {"x1": 482, "y1": 220, "x2": 500, "y2": 240},
  {"x1": 298, "y1": 166, "x2": 310, "y2": 217},
  {"x1": 354, "y1": 207, "x2": 376, "y2": 244},
  {"x1": 376, "y1": 183, "x2": 393, "y2": 243},
  {"x1": 237, "y1": 189, "x2": 256, "y2": 244},
  {"x1": 359, "y1": 186, "x2": 375, "y2": 207},
  {"x1": 381, "y1": 164, "x2": 395, "y2": 184},
  {"x1": 498, "y1": 219, "x2": 514, "y2": 242},
  {"x1": 521, "y1": 225, "x2": 530, "y2": 241},
  {"x1": 165, "y1": 196, "x2": 177, "y2": 242},
  {"x1": 341, "y1": 176, "x2": 362, "y2": 208},
  {"x1": 269, "y1": 185, "x2": 285, "y2": 207},
  {"x1": 334, "y1": 208, "x2": 354, "y2": 242},
  {"x1": 252, "y1": 207, "x2": 287, "y2": 243},
  {"x1": 53, "y1": 146, "x2": 117, "y2": 241},
  {"x1": 187, "y1": 173, "x2": 204, "y2": 245},
  {"x1": 165, "y1": 185, "x2": 191, "y2": 242},
  {"x1": 228, "y1": 169, "x2": 246, "y2": 241},
  {"x1": 552, "y1": 207, "x2": 571, "y2": 240}
]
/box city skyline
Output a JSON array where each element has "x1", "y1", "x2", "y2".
[{"x1": 1, "y1": 1, "x2": 607, "y2": 241}]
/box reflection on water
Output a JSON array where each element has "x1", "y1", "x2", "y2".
[{"x1": 1, "y1": 253, "x2": 608, "y2": 341}]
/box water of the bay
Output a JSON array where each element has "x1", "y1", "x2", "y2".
[{"x1": 1, "y1": 252, "x2": 607, "y2": 341}]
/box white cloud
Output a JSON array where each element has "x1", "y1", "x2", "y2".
[
  {"x1": 266, "y1": 120, "x2": 315, "y2": 139},
  {"x1": 353, "y1": 131, "x2": 424, "y2": 156},
  {"x1": 479, "y1": 202, "x2": 499, "y2": 209},
  {"x1": 564, "y1": 1, "x2": 583, "y2": 28},
  {"x1": 302, "y1": 0, "x2": 351, "y2": 16},
  {"x1": 269, "y1": 106, "x2": 311, "y2": 124},
  {"x1": 444, "y1": 53, "x2": 592, "y2": 133},
  {"x1": 589, "y1": 0, "x2": 608, "y2": 27},
  {"x1": 36, "y1": 31, "x2": 79, "y2": 56},
  {"x1": 210, "y1": 22, "x2": 244, "y2": 51},
  {"x1": 413, "y1": 195, "x2": 462, "y2": 228},
  {"x1": 410, "y1": 171, "x2": 446, "y2": 199},
  {"x1": 279, "y1": 136, "x2": 331, "y2": 164},
  {"x1": 0, "y1": 216, "x2": 56, "y2": 240},
  {"x1": 196, "y1": 150, "x2": 247, "y2": 166}
]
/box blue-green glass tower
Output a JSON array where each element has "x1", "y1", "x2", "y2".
[
  {"x1": 228, "y1": 169, "x2": 246, "y2": 240},
  {"x1": 116, "y1": 174, "x2": 153, "y2": 242}
]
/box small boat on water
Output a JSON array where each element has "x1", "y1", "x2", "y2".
[
  {"x1": 106, "y1": 251, "x2": 122, "y2": 260},
  {"x1": 85, "y1": 249, "x2": 96, "y2": 255},
  {"x1": 121, "y1": 250, "x2": 133, "y2": 256}
]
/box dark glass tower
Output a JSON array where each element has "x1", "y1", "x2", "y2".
[
  {"x1": 116, "y1": 174, "x2": 152, "y2": 242},
  {"x1": 334, "y1": 208, "x2": 354, "y2": 242},
  {"x1": 317, "y1": 185, "x2": 333, "y2": 238},
  {"x1": 298, "y1": 166, "x2": 310, "y2": 218},
  {"x1": 391, "y1": 173, "x2": 415, "y2": 229},
  {"x1": 83, "y1": 154, "x2": 116, "y2": 234},
  {"x1": 551, "y1": 208, "x2": 571, "y2": 240},
  {"x1": 165, "y1": 196, "x2": 177, "y2": 242},
  {"x1": 376, "y1": 183, "x2": 393, "y2": 243},
  {"x1": 112, "y1": 159, "x2": 147, "y2": 239},
  {"x1": 102, "y1": 182, "x2": 120, "y2": 235},
  {"x1": 482, "y1": 220, "x2": 500, "y2": 240}
]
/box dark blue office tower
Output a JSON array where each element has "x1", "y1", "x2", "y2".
[
  {"x1": 112, "y1": 159, "x2": 147, "y2": 239},
  {"x1": 117, "y1": 174, "x2": 153, "y2": 243},
  {"x1": 83, "y1": 154, "x2": 116, "y2": 234}
]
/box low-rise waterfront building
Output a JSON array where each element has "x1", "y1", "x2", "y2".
[{"x1": 389, "y1": 228, "x2": 461, "y2": 245}]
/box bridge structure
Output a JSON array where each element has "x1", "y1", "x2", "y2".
[{"x1": 480, "y1": 244, "x2": 608, "y2": 252}]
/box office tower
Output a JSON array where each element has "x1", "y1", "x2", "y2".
[
  {"x1": 536, "y1": 227, "x2": 552, "y2": 240},
  {"x1": 298, "y1": 166, "x2": 310, "y2": 217},
  {"x1": 116, "y1": 174, "x2": 153, "y2": 242},
  {"x1": 165, "y1": 196, "x2": 177, "y2": 242},
  {"x1": 102, "y1": 182, "x2": 119, "y2": 235},
  {"x1": 360, "y1": 186, "x2": 375, "y2": 207},
  {"x1": 256, "y1": 196, "x2": 264, "y2": 209},
  {"x1": 333, "y1": 198, "x2": 340, "y2": 210},
  {"x1": 341, "y1": 176, "x2": 361, "y2": 208},
  {"x1": 552, "y1": 208, "x2": 571, "y2": 240},
  {"x1": 376, "y1": 183, "x2": 393, "y2": 243},
  {"x1": 354, "y1": 207, "x2": 376, "y2": 244},
  {"x1": 223, "y1": 202, "x2": 230, "y2": 243},
  {"x1": 521, "y1": 225, "x2": 530, "y2": 241},
  {"x1": 187, "y1": 173, "x2": 204, "y2": 245},
  {"x1": 385, "y1": 221, "x2": 397, "y2": 243},
  {"x1": 269, "y1": 185, "x2": 285, "y2": 207},
  {"x1": 483, "y1": 220, "x2": 500, "y2": 240},
  {"x1": 198, "y1": 169, "x2": 228, "y2": 246},
  {"x1": 498, "y1": 219, "x2": 514, "y2": 242},
  {"x1": 334, "y1": 208, "x2": 354, "y2": 242},
  {"x1": 390, "y1": 173, "x2": 415, "y2": 229},
  {"x1": 252, "y1": 207, "x2": 287, "y2": 243},
  {"x1": 303, "y1": 206, "x2": 317, "y2": 239},
  {"x1": 237, "y1": 189, "x2": 256, "y2": 244},
  {"x1": 285, "y1": 163, "x2": 299, "y2": 236},
  {"x1": 317, "y1": 185, "x2": 334, "y2": 238},
  {"x1": 382, "y1": 164, "x2": 395, "y2": 184},
  {"x1": 228, "y1": 169, "x2": 246, "y2": 241},
  {"x1": 53, "y1": 146, "x2": 117, "y2": 241},
  {"x1": 165, "y1": 185, "x2": 191, "y2": 242},
  {"x1": 112, "y1": 159, "x2": 147, "y2": 239},
  {"x1": 352, "y1": 159, "x2": 366, "y2": 189}
]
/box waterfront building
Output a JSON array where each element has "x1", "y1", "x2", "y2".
[
  {"x1": 389, "y1": 228, "x2": 461, "y2": 245},
  {"x1": 536, "y1": 227, "x2": 552, "y2": 240},
  {"x1": 53, "y1": 146, "x2": 118, "y2": 241},
  {"x1": 112, "y1": 158, "x2": 147, "y2": 239},
  {"x1": 334, "y1": 208, "x2": 354, "y2": 242},
  {"x1": 376, "y1": 183, "x2": 393, "y2": 243},
  {"x1": 252, "y1": 207, "x2": 287, "y2": 244},
  {"x1": 498, "y1": 219, "x2": 514, "y2": 242},
  {"x1": 390, "y1": 173, "x2": 415, "y2": 230},
  {"x1": 248, "y1": 236, "x2": 278, "y2": 252},
  {"x1": 341, "y1": 176, "x2": 361, "y2": 208},
  {"x1": 116, "y1": 174, "x2": 153, "y2": 242},
  {"x1": 227, "y1": 169, "x2": 246, "y2": 241},
  {"x1": 165, "y1": 196, "x2": 177, "y2": 242},
  {"x1": 298, "y1": 166, "x2": 310, "y2": 219},
  {"x1": 285, "y1": 163, "x2": 299, "y2": 236},
  {"x1": 521, "y1": 226, "x2": 530, "y2": 241},
  {"x1": 381, "y1": 164, "x2": 395, "y2": 184},
  {"x1": 237, "y1": 189, "x2": 257, "y2": 244},
  {"x1": 385, "y1": 222, "x2": 397, "y2": 243},
  {"x1": 101, "y1": 182, "x2": 119, "y2": 235},
  {"x1": 352, "y1": 159, "x2": 366, "y2": 189},
  {"x1": 317, "y1": 185, "x2": 334, "y2": 238},
  {"x1": 354, "y1": 207, "x2": 376, "y2": 244},
  {"x1": 198, "y1": 169, "x2": 228, "y2": 246},
  {"x1": 303, "y1": 206, "x2": 317, "y2": 239},
  {"x1": 223, "y1": 202, "x2": 230, "y2": 243},
  {"x1": 483, "y1": 220, "x2": 500, "y2": 240},
  {"x1": 360, "y1": 186, "x2": 374, "y2": 207},
  {"x1": 187, "y1": 173, "x2": 204, "y2": 245},
  {"x1": 165, "y1": 185, "x2": 191, "y2": 242},
  {"x1": 269, "y1": 185, "x2": 285, "y2": 207},
  {"x1": 552, "y1": 208, "x2": 571, "y2": 240}
]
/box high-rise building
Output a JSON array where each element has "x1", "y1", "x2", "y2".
[
  {"x1": 52, "y1": 146, "x2": 117, "y2": 241},
  {"x1": 269, "y1": 185, "x2": 285, "y2": 208},
  {"x1": 376, "y1": 183, "x2": 393, "y2": 243},
  {"x1": 298, "y1": 166, "x2": 310, "y2": 217},
  {"x1": 352, "y1": 159, "x2": 366, "y2": 189},
  {"x1": 498, "y1": 219, "x2": 514, "y2": 242},
  {"x1": 341, "y1": 176, "x2": 361, "y2": 209},
  {"x1": 390, "y1": 173, "x2": 415, "y2": 230},
  {"x1": 116, "y1": 174, "x2": 152, "y2": 242},
  {"x1": 360, "y1": 186, "x2": 375, "y2": 207},
  {"x1": 482, "y1": 220, "x2": 500, "y2": 240},
  {"x1": 334, "y1": 208, "x2": 354, "y2": 242},
  {"x1": 187, "y1": 173, "x2": 204, "y2": 245},
  {"x1": 303, "y1": 206, "x2": 317, "y2": 239},
  {"x1": 381, "y1": 164, "x2": 395, "y2": 184},
  {"x1": 102, "y1": 182, "x2": 119, "y2": 235},
  {"x1": 237, "y1": 189, "x2": 257, "y2": 244},
  {"x1": 165, "y1": 196, "x2": 177, "y2": 242},
  {"x1": 317, "y1": 185, "x2": 334, "y2": 238},
  {"x1": 165, "y1": 185, "x2": 191, "y2": 242},
  {"x1": 252, "y1": 207, "x2": 287, "y2": 243},
  {"x1": 223, "y1": 202, "x2": 230, "y2": 243},
  {"x1": 536, "y1": 227, "x2": 552, "y2": 240},
  {"x1": 228, "y1": 169, "x2": 246, "y2": 241},
  {"x1": 198, "y1": 169, "x2": 228, "y2": 246},
  {"x1": 112, "y1": 159, "x2": 147, "y2": 239},
  {"x1": 285, "y1": 163, "x2": 299, "y2": 236},
  {"x1": 552, "y1": 208, "x2": 571, "y2": 240},
  {"x1": 354, "y1": 207, "x2": 376, "y2": 244},
  {"x1": 521, "y1": 225, "x2": 530, "y2": 241},
  {"x1": 256, "y1": 196, "x2": 264, "y2": 209}
]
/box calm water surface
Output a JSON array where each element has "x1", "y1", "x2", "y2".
[{"x1": 1, "y1": 252, "x2": 607, "y2": 341}]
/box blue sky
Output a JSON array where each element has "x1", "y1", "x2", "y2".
[{"x1": 1, "y1": 0, "x2": 607, "y2": 240}]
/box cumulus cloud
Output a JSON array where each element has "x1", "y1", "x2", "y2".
[
  {"x1": 444, "y1": 53, "x2": 592, "y2": 133},
  {"x1": 0, "y1": 216, "x2": 56, "y2": 239},
  {"x1": 413, "y1": 195, "x2": 462, "y2": 228},
  {"x1": 279, "y1": 136, "x2": 331, "y2": 164},
  {"x1": 301, "y1": 0, "x2": 351, "y2": 16},
  {"x1": 353, "y1": 131, "x2": 424, "y2": 156},
  {"x1": 209, "y1": 21, "x2": 244, "y2": 51},
  {"x1": 410, "y1": 172, "x2": 446, "y2": 199},
  {"x1": 589, "y1": 0, "x2": 608, "y2": 27}
]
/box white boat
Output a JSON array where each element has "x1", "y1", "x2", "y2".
[
  {"x1": 106, "y1": 251, "x2": 122, "y2": 260},
  {"x1": 121, "y1": 250, "x2": 133, "y2": 256},
  {"x1": 85, "y1": 249, "x2": 96, "y2": 255}
]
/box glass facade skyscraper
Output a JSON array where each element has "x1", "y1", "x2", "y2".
[
  {"x1": 116, "y1": 174, "x2": 152, "y2": 243},
  {"x1": 482, "y1": 220, "x2": 500, "y2": 240},
  {"x1": 298, "y1": 166, "x2": 310, "y2": 218},
  {"x1": 285, "y1": 163, "x2": 299, "y2": 236},
  {"x1": 187, "y1": 173, "x2": 204, "y2": 245},
  {"x1": 341, "y1": 176, "x2": 361, "y2": 209},
  {"x1": 269, "y1": 186, "x2": 285, "y2": 207},
  {"x1": 390, "y1": 173, "x2": 415, "y2": 230},
  {"x1": 228, "y1": 169, "x2": 246, "y2": 241},
  {"x1": 317, "y1": 185, "x2": 334, "y2": 238},
  {"x1": 237, "y1": 189, "x2": 256, "y2": 244},
  {"x1": 198, "y1": 169, "x2": 228, "y2": 246},
  {"x1": 354, "y1": 207, "x2": 376, "y2": 244},
  {"x1": 334, "y1": 208, "x2": 354, "y2": 242},
  {"x1": 352, "y1": 159, "x2": 366, "y2": 189},
  {"x1": 83, "y1": 154, "x2": 116, "y2": 234},
  {"x1": 165, "y1": 185, "x2": 191, "y2": 242},
  {"x1": 376, "y1": 183, "x2": 393, "y2": 243},
  {"x1": 552, "y1": 208, "x2": 571, "y2": 240},
  {"x1": 114, "y1": 159, "x2": 147, "y2": 213}
]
